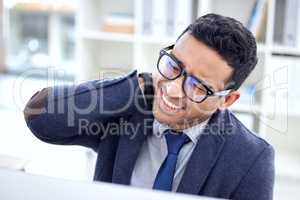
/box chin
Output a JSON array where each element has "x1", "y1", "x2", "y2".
[{"x1": 153, "y1": 111, "x2": 184, "y2": 128}]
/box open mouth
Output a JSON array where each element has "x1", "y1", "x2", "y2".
[{"x1": 159, "y1": 87, "x2": 184, "y2": 113}]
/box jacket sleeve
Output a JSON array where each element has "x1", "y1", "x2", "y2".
[
  {"x1": 231, "y1": 145, "x2": 275, "y2": 200},
  {"x1": 23, "y1": 70, "x2": 145, "y2": 151}
]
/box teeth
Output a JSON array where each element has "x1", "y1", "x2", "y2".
[{"x1": 162, "y1": 92, "x2": 181, "y2": 110}]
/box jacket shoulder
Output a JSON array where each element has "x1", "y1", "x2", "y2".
[
  {"x1": 210, "y1": 109, "x2": 275, "y2": 195},
  {"x1": 218, "y1": 109, "x2": 274, "y2": 176},
  {"x1": 226, "y1": 109, "x2": 273, "y2": 152}
]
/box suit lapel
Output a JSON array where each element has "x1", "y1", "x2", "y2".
[
  {"x1": 112, "y1": 112, "x2": 154, "y2": 185},
  {"x1": 177, "y1": 109, "x2": 228, "y2": 195}
]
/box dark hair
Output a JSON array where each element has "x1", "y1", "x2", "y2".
[{"x1": 178, "y1": 13, "x2": 258, "y2": 90}]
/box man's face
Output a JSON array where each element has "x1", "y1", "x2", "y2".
[{"x1": 152, "y1": 33, "x2": 234, "y2": 129}]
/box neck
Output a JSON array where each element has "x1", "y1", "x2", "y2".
[{"x1": 168, "y1": 115, "x2": 211, "y2": 131}]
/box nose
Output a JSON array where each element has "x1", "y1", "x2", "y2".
[{"x1": 165, "y1": 77, "x2": 185, "y2": 98}]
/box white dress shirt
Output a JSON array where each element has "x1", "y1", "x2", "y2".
[{"x1": 130, "y1": 117, "x2": 210, "y2": 191}]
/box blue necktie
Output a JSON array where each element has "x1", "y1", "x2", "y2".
[{"x1": 153, "y1": 130, "x2": 191, "y2": 191}]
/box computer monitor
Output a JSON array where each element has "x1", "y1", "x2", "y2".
[{"x1": 0, "y1": 168, "x2": 225, "y2": 200}]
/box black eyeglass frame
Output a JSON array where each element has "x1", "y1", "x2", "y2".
[{"x1": 157, "y1": 44, "x2": 232, "y2": 103}]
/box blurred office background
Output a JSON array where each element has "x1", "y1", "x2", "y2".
[{"x1": 0, "y1": 0, "x2": 299, "y2": 199}]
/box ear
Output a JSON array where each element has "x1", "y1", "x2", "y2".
[{"x1": 218, "y1": 90, "x2": 240, "y2": 110}]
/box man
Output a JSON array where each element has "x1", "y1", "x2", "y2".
[{"x1": 24, "y1": 14, "x2": 275, "y2": 199}]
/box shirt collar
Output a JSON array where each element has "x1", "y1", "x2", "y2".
[{"x1": 153, "y1": 117, "x2": 211, "y2": 144}]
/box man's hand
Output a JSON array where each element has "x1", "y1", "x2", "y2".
[
  {"x1": 138, "y1": 76, "x2": 145, "y2": 93},
  {"x1": 23, "y1": 88, "x2": 50, "y2": 122}
]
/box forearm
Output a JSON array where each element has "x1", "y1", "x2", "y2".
[{"x1": 24, "y1": 70, "x2": 145, "y2": 150}]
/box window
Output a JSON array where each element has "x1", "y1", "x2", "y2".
[{"x1": 5, "y1": 1, "x2": 77, "y2": 75}]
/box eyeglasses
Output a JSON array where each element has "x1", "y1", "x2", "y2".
[{"x1": 157, "y1": 45, "x2": 232, "y2": 103}]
